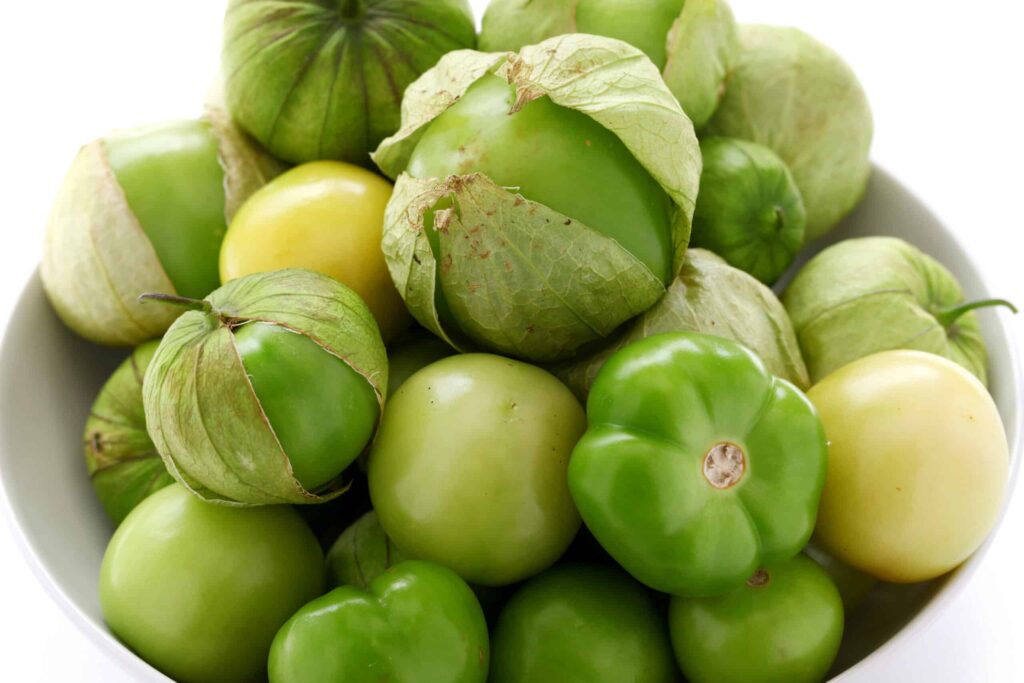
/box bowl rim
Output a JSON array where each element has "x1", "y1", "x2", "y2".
[
  {"x1": 0, "y1": 165, "x2": 1021, "y2": 683},
  {"x1": 827, "y1": 168, "x2": 1024, "y2": 680}
]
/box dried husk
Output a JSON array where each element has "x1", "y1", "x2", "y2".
[
  {"x1": 556, "y1": 249, "x2": 810, "y2": 399},
  {"x1": 143, "y1": 269, "x2": 387, "y2": 506},
  {"x1": 41, "y1": 109, "x2": 283, "y2": 347},
  {"x1": 373, "y1": 35, "x2": 701, "y2": 361}
]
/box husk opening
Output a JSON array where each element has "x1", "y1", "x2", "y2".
[
  {"x1": 373, "y1": 35, "x2": 701, "y2": 360},
  {"x1": 144, "y1": 269, "x2": 388, "y2": 505}
]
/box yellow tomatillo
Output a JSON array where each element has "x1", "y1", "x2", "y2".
[
  {"x1": 809, "y1": 350, "x2": 1009, "y2": 583},
  {"x1": 220, "y1": 161, "x2": 410, "y2": 341}
]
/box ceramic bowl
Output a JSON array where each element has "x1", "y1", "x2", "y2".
[{"x1": 0, "y1": 167, "x2": 1020, "y2": 681}]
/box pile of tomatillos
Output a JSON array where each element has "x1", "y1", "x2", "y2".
[{"x1": 40, "y1": 2, "x2": 1015, "y2": 683}]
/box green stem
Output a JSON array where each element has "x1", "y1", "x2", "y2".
[
  {"x1": 339, "y1": 0, "x2": 363, "y2": 20},
  {"x1": 934, "y1": 298, "x2": 1017, "y2": 328},
  {"x1": 138, "y1": 292, "x2": 213, "y2": 314}
]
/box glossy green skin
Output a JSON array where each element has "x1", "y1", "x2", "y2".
[
  {"x1": 326, "y1": 510, "x2": 405, "y2": 590},
  {"x1": 369, "y1": 354, "x2": 584, "y2": 586},
  {"x1": 269, "y1": 561, "x2": 489, "y2": 683},
  {"x1": 577, "y1": 0, "x2": 686, "y2": 69},
  {"x1": 669, "y1": 555, "x2": 844, "y2": 683},
  {"x1": 569, "y1": 332, "x2": 828, "y2": 597},
  {"x1": 386, "y1": 332, "x2": 454, "y2": 396},
  {"x1": 691, "y1": 137, "x2": 806, "y2": 284},
  {"x1": 490, "y1": 564, "x2": 677, "y2": 683},
  {"x1": 223, "y1": 0, "x2": 476, "y2": 165},
  {"x1": 85, "y1": 340, "x2": 173, "y2": 525},
  {"x1": 407, "y1": 74, "x2": 674, "y2": 284},
  {"x1": 234, "y1": 321, "x2": 380, "y2": 491},
  {"x1": 100, "y1": 484, "x2": 324, "y2": 683},
  {"x1": 105, "y1": 120, "x2": 226, "y2": 299}
]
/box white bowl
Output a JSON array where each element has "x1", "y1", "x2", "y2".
[{"x1": 0, "y1": 166, "x2": 1020, "y2": 682}]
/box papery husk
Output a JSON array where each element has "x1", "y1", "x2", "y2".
[
  {"x1": 143, "y1": 269, "x2": 388, "y2": 506},
  {"x1": 326, "y1": 511, "x2": 406, "y2": 590},
  {"x1": 706, "y1": 25, "x2": 873, "y2": 239},
  {"x1": 41, "y1": 110, "x2": 283, "y2": 347},
  {"x1": 663, "y1": 0, "x2": 739, "y2": 128},
  {"x1": 556, "y1": 249, "x2": 810, "y2": 399},
  {"x1": 221, "y1": 0, "x2": 477, "y2": 165},
  {"x1": 373, "y1": 35, "x2": 701, "y2": 361},
  {"x1": 85, "y1": 340, "x2": 174, "y2": 525},
  {"x1": 782, "y1": 237, "x2": 988, "y2": 385},
  {"x1": 479, "y1": 0, "x2": 739, "y2": 128}
]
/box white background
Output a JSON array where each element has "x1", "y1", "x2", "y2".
[{"x1": 0, "y1": 0, "x2": 1022, "y2": 680}]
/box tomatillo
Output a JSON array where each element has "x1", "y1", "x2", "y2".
[
  {"x1": 220, "y1": 161, "x2": 411, "y2": 341},
  {"x1": 691, "y1": 137, "x2": 806, "y2": 284},
  {"x1": 784, "y1": 236, "x2": 1013, "y2": 385},
  {"x1": 407, "y1": 73, "x2": 676, "y2": 284},
  {"x1": 223, "y1": 0, "x2": 476, "y2": 165},
  {"x1": 85, "y1": 340, "x2": 173, "y2": 525},
  {"x1": 480, "y1": 0, "x2": 739, "y2": 128},
  {"x1": 143, "y1": 269, "x2": 387, "y2": 505},
  {"x1": 42, "y1": 111, "x2": 282, "y2": 346},
  {"x1": 490, "y1": 564, "x2": 677, "y2": 683},
  {"x1": 326, "y1": 510, "x2": 405, "y2": 590},
  {"x1": 100, "y1": 484, "x2": 324, "y2": 683},
  {"x1": 569, "y1": 332, "x2": 828, "y2": 597},
  {"x1": 669, "y1": 555, "x2": 843, "y2": 683},
  {"x1": 369, "y1": 354, "x2": 584, "y2": 586},
  {"x1": 268, "y1": 561, "x2": 488, "y2": 683},
  {"x1": 373, "y1": 34, "x2": 701, "y2": 362},
  {"x1": 808, "y1": 350, "x2": 1009, "y2": 583}
]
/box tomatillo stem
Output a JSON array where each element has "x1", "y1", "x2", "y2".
[
  {"x1": 138, "y1": 292, "x2": 213, "y2": 314},
  {"x1": 934, "y1": 298, "x2": 1017, "y2": 329}
]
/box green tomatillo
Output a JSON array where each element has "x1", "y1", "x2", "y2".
[
  {"x1": 143, "y1": 269, "x2": 387, "y2": 505},
  {"x1": 222, "y1": 0, "x2": 477, "y2": 165},
  {"x1": 691, "y1": 137, "x2": 806, "y2": 284},
  {"x1": 480, "y1": 0, "x2": 739, "y2": 128},
  {"x1": 706, "y1": 25, "x2": 873, "y2": 239},
  {"x1": 569, "y1": 332, "x2": 827, "y2": 597},
  {"x1": 84, "y1": 340, "x2": 173, "y2": 525},
  {"x1": 269, "y1": 561, "x2": 489, "y2": 683},
  {"x1": 669, "y1": 555, "x2": 844, "y2": 683},
  {"x1": 42, "y1": 110, "x2": 282, "y2": 346},
  {"x1": 557, "y1": 249, "x2": 809, "y2": 400},
  {"x1": 783, "y1": 236, "x2": 1014, "y2": 385},
  {"x1": 369, "y1": 354, "x2": 584, "y2": 586},
  {"x1": 490, "y1": 564, "x2": 677, "y2": 683},
  {"x1": 372, "y1": 34, "x2": 701, "y2": 362},
  {"x1": 100, "y1": 484, "x2": 324, "y2": 683}
]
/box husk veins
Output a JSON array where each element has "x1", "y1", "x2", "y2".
[
  {"x1": 373, "y1": 35, "x2": 701, "y2": 361},
  {"x1": 143, "y1": 269, "x2": 387, "y2": 506},
  {"x1": 41, "y1": 110, "x2": 282, "y2": 347},
  {"x1": 556, "y1": 249, "x2": 810, "y2": 399}
]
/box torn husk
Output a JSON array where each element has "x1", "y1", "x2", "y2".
[{"x1": 373, "y1": 34, "x2": 702, "y2": 361}]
